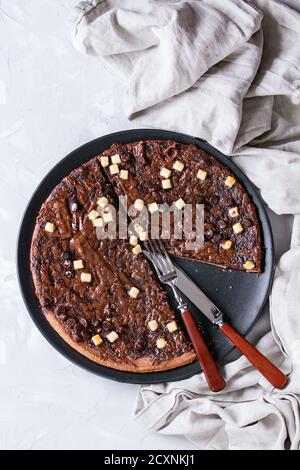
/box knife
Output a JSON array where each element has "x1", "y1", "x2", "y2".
[{"x1": 174, "y1": 264, "x2": 288, "y2": 389}]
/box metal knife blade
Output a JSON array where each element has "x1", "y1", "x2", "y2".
[
  {"x1": 174, "y1": 263, "x2": 224, "y2": 326},
  {"x1": 143, "y1": 249, "x2": 224, "y2": 325}
]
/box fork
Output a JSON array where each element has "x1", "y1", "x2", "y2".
[{"x1": 144, "y1": 239, "x2": 225, "y2": 392}]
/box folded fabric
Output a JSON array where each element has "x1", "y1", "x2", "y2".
[
  {"x1": 134, "y1": 332, "x2": 299, "y2": 450},
  {"x1": 72, "y1": 0, "x2": 300, "y2": 153},
  {"x1": 71, "y1": 0, "x2": 300, "y2": 450},
  {"x1": 72, "y1": 0, "x2": 264, "y2": 153}
]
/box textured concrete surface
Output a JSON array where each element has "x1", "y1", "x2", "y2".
[{"x1": 0, "y1": 0, "x2": 292, "y2": 450}]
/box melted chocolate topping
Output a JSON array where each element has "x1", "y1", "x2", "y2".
[{"x1": 30, "y1": 140, "x2": 261, "y2": 367}]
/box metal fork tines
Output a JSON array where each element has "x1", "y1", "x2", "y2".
[{"x1": 144, "y1": 239, "x2": 186, "y2": 312}]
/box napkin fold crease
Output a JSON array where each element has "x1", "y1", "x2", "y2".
[{"x1": 72, "y1": 0, "x2": 300, "y2": 449}]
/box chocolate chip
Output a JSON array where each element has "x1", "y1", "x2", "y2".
[
  {"x1": 79, "y1": 318, "x2": 88, "y2": 328},
  {"x1": 212, "y1": 233, "x2": 221, "y2": 243},
  {"x1": 72, "y1": 334, "x2": 82, "y2": 343},
  {"x1": 65, "y1": 270, "x2": 74, "y2": 279},
  {"x1": 205, "y1": 229, "x2": 214, "y2": 240},
  {"x1": 217, "y1": 220, "x2": 227, "y2": 229},
  {"x1": 62, "y1": 251, "x2": 70, "y2": 260},
  {"x1": 81, "y1": 329, "x2": 90, "y2": 339},
  {"x1": 73, "y1": 323, "x2": 83, "y2": 335},
  {"x1": 134, "y1": 338, "x2": 145, "y2": 352},
  {"x1": 66, "y1": 317, "x2": 76, "y2": 328},
  {"x1": 91, "y1": 319, "x2": 100, "y2": 328},
  {"x1": 56, "y1": 306, "x2": 66, "y2": 315}
]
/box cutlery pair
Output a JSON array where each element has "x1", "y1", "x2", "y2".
[{"x1": 144, "y1": 239, "x2": 287, "y2": 392}]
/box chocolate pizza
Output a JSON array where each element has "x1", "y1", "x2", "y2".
[{"x1": 30, "y1": 140, "x2": 261, "y2": 372}]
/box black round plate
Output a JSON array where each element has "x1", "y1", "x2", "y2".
[{"x1": 17, "y1": 129, "x2": 274, "y2": 384}]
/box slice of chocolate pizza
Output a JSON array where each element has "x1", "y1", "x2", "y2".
[{"x1": 99, "y1": 140, "x2": 261, "y2": 272}]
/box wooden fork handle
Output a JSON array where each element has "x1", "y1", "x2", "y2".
[
  {"x1": 220, "y1": 322, "x2": 287, "y2": 389},
  {"x1": 181, "y1": 309, "x2": 225, "y2": 392}
]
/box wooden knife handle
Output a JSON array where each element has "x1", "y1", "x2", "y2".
[
  {"x1": 220, "y1": 322, "x2": 287, "y2": 389},
  {"x1": 181, "y1": 309, "x2": 225, "y2": 392}
]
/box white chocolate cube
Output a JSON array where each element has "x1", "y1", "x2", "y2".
[
  {"x1": 119, "y1": 169, "x2": 128, "y2": 180},
  {"x1": 160, "y1": 167, "x2": 171, "y2": 178},
  {"x1": 148, "y1": 202, "x2": 159, "y2": 214},
  {"x1": 233, "y1": 222, "x2": 243, "y2": 234},
  {"x1": 148, "y1": 320, "x2": 158, "y2": 331},
  {"x1": 197, "y1": 169, "x2": 207, "y2": 181},
  {"x1": 73, "y1": 259, "x2": 84, "y2": 270},
  {"x1": 174, "y1": 198, "x2": 186, "y2": 210},
  {"x1": 128, "y1": 286, "x2": 140, "y2": 298},
  {"x1": 129, "y1": 235, "x2": 138, "y2": 246},
  {"x1": 80, "y1": 272, "x2": 91, "y2": 283},
  {"x1": 97, "y1": 196, "x2": 108, "y2": 207},
  {"x1": 156, "y1": 338, "x2": 167, "y2": 349},
  {"x1": 93, "y1": 217, "x2": 104, "y2": 227},
  {"x1": 92, "y1": 334, "x2": 103, "y2": 346},
  {"x1": 134, "y1": 199, "x2": 144, "y2": 211},
  {"x1": 162, "y1": 179, "x2": 172, "y2": 189},
  {"x1": 45, "y1": 222, "x2": 55, "y2": 233},
  {"x1": 229, "y1": 207, "x2": 239, "y2": 218},
  {"x1": 100, "y1": 156, "x2": 109, "y2": 168},
  {"x1": 106, "y1": 331, "x2": 119, "y2": 343},
  {"x1": 132, "y1": 244, "x2": 142, "y2": 255},
  {"x1": 173, "y1": 160, "x2": 184, "y2": 172},
  {"x1": 221, "y1": 240, "x2": 232, "y2": 250},
  {"x1": 88, "y1": 210, "x2": 99, "y2": 220},
  {"x1": 111, "y1": 153, "x2": 121, "y2": 164},
  {"x1": 166, "y1": 321, "x2": 178, "y2": 332},
  {"x1": 225, "y1": 176, "x2": 236, "y2": 187},
  {"x1": 109, "y1": 164, "x2": 119, "y2": 175},
  {"x1": 243, "y1": 261, "x2": 255, "y2": 270}
]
